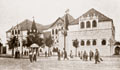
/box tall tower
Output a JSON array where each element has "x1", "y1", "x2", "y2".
[{"x1": 27, "y1": 17, "x2": 38, "y2": 35}]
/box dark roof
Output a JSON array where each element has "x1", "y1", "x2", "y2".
[
  {"x1": 71, "y1": 8, "x2": 113, "y2": 25},
  {"x1": 6, "y1": 19, "x2": 44, "y2": 33}
]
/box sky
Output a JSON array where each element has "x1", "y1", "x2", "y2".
[{"x1": 0, "y1": 0, "x2": 120, "y2": 45}]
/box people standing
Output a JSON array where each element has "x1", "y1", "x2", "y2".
[
  {"x1": 80, "y1": 51, "x2": 83, "y2": 59},
  {"x1": 83, "y1": 51, "x2": 86, "y2": 61},
  {"x1": 86, "y1": 52, "x2": 88, "y2": 61},
  {"x1": 29, "y1": 51, "x2": 33, "y2": 62},
  {"x1": 89, "y1": 50, "x2": 94, "y2": 61},
  {"x1": 64, "y1": 50, "x2": 69, "y2": 60},
  {"x1": 95, "y1": 49, "x2": 100, "y2": 64},
  {"x1": 33, "y1": 50, "x2": 37, "y2": 62},
  {"x1": 57, "y1": 50, "x2": 61, "y2": 60},
  {"x1": 70, "y1": 50, "x2": 73, "y2": 58},
  {"x1": 45, "y1": 51, "x2": 47, "y2": 57},
  {"x1": 61, "y1": 51, "x2": 63, "y2": 58},
  {"x1": 78, "y1": 51, "x2": 80, "y2": 58}
]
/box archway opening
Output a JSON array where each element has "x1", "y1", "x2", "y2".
[{"x1": 114, "y1": 46, "x2": 120, "y2": 55}]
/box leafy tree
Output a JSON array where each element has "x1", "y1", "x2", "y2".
[
  {"x1": 73, "y1": 39, "x2": 79, "y2": 57},
  {"x1": 7, "y1": 36, "x2": 18, "y2": 57},
  {"x1": 45, "y1": 35, "x2": 54, "y2": 56},
  {"x1": 26, "y1": 33, "x2": 44, "y2": 47}
]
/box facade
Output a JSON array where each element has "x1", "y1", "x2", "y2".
[
  {"x1": 6, "y1": 8, "x2": 116, "y2": 56},
  {"x1": 48, "y1": 8, "x2": 115, "y2": 56}
]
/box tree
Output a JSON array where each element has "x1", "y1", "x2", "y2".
[
  {"x1": 45, "y1": 35, "x2": 54, "y2": 56},
  {"x1": 0, "y1": 42, "x2": 3, "y2": 54},
  {"x1": 26, "y1": 33, "x2": 44, "y2": 47},
  {"x1": 7, "y1": 36, "x2": 18, "y2": 57},
  {"x1": 73, "y1": 39, "x2": 79, "y2": 57}
]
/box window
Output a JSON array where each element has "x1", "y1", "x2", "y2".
[
  {"x1": 18, "y1": 30, "x2": 20, "y2": 34},
  {"x1": 86, "y1": 21, "x2": 91, "y2": 28},
  {"x1": 102, "y1": 39, "x2": 106, "y2": 45},
  {"x1": 93, "y1": 40, "x2": 96, "y2": 45},
  {"x1": 92, "y1": 20, "x2": 97, "y2": 27},
  {"x1": 87, "y1": 40, "x2": 90, "y2": 46},
  {"x1": 12, "y1": 30, "x2": 14, "y2": 35},
  {"x1": 15, "y1": 30, "x2": 17, "y2": 34},
  {"x1": 52, "y1": 29, "x2": 54, "y2": 35},
  {"x1": 55, "y1": 29, "x2": 57, "y2": 34},
  {"x1": 81, "y1": 40, "x2": 84, "y2": 46},
  {"x1": 81, "y1": 22, "x2": 84, "y2": 28}
]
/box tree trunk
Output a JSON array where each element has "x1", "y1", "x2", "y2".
[{"x1": 75, "y1": 48, "x2": 77, "y2": 57}]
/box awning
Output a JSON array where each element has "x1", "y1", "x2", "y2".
[{"x1": 30, "y1": 43, "x2": 39, "y2": 48}]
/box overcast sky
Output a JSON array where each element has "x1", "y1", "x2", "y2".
[{"x1": 0, "y1": 0, "x2": 120, "y2": 45}]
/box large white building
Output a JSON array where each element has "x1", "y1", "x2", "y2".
[
  {"x1": 6, "y1": 8, "x2": 116, "y2": 56},
  {"x1": 45, "y1": 8, "x2": 115, "y2": 56}
]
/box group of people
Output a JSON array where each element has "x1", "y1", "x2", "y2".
[
  {"x1": 78, "y1": 50, "x2": 94, "y2": 61},
  {"x1": 29, "y1": 50, "x2": 37, "y2": 63},
  {"x1": 29, "y1": 48, "x2": 102, "y2": 64},
  {"x1": 57, "y1": 50, "x2": 69, "y2": 60},
  {"x1": 57, "y1": 49, "x2": 103, "y2": 64}
]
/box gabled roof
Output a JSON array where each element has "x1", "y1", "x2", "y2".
[
  {"x1": 6, "y1": 19, "x2": 44, "y2": 33},
  {"x1": 44, "y1": 13, "x2": 75, "y2": 29},
  {"x1": 41, "y1": 17, "x2": 64, "y2": 31},
  {"x1": 71, "y1": 8, "x2": 113, "y2": 25},
  {"x1": 82, "y1": 8, "x2": 112, "y2": 22}
]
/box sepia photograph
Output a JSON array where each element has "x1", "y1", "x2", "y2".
[{"x1": 0, "y1": 0, "x2": 120, "y2": 70}]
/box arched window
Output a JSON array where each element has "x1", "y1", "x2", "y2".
[
  {"x1": 81, "y1": 22, "x2": 84, "y2": 28},
  {"x1": 52, "y1": 29, "x2": 54, "y2": 35},
  {"x1": 15, "y1": 30, "x2": 17, "y2": 34},
  {"x1": 93, "y1": 40, "x2": 96, "y2": 45},
  {"x1": 81, "y1": 40, "x2": 84, "y2": 46},
  {"x1": 87, "y1": 40, "x2": 90, "y2": 46},
  {"x1": 102, "y1": 39, "x2": 106, "y2": 45},
  {"x1": 86, "y1": 21, "x2": 91, "y2": 28},
  {"x1": 92, "y1": 20, "x2": 97, "y2": 27},
  {"x1": 55, "y1": 29, "x2": 57, "y2": 34}
]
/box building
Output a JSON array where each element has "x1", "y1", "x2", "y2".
[
  {"x1": 6, "y1": 19, "x2": 44, "y2": 55},
  {"x1": 46, "y1": 8, "x2": 115, "y2": 56},
  {"x1": 6, "y1": 8, "x2": 116, "y2": 56}
]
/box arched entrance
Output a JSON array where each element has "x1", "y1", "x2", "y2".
[{"x1": 114, "y1": 46, "x2": 120, "y2": 55}]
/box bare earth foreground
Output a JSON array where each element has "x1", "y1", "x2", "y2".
[{"x1": 0, "y1": 56, "x2": 120, "y2": 70}]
